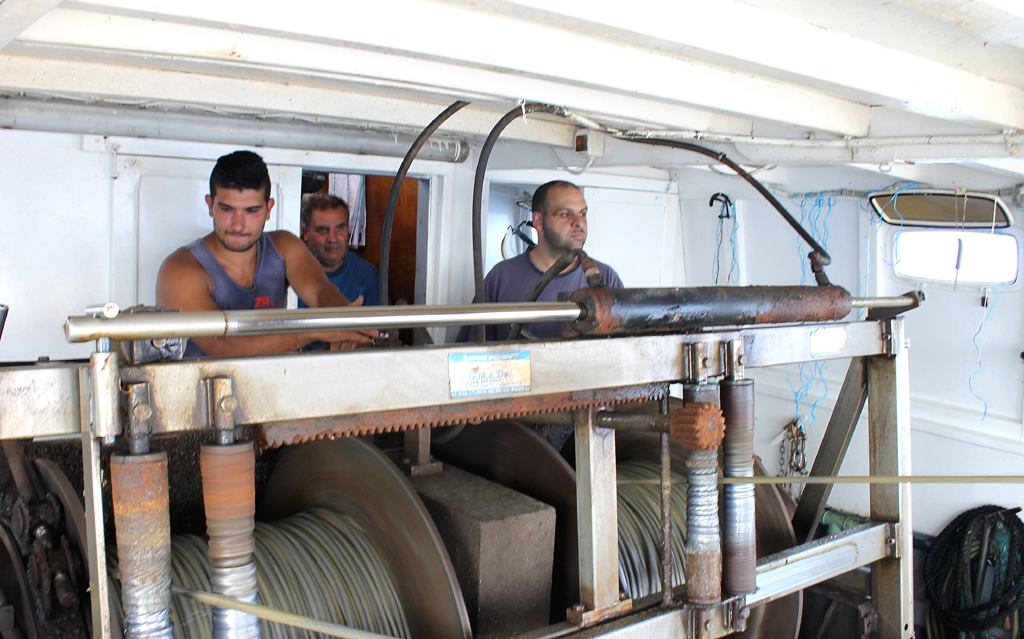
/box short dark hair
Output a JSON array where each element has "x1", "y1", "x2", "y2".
[
  {"x1": 300, "y1": 193, "x2": 350, "y2": 229},
  {"x1": 209, "y1": 151, "x2": 271, "y2": 201},
  {"x1": 532, "y1": 180, "x2": 580, "y2": 215}
]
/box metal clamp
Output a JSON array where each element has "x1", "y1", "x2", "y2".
[
  {"x1": 205, "y1": 376, "x2": 238, "y2": 445},
  {"x1": 686, "y1": 341, "x2": 711, "y2": 384},
  {"x1": 128, "y1": 383, "x2": 152, "y2": 455}
]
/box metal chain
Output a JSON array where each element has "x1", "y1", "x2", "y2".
[{"x1": 778, "y1": 418, "x2": 808, "y2": 497}]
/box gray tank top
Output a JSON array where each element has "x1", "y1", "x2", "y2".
[{"x1": 183, "y1": 233, "x2": 288, "y2": 357}]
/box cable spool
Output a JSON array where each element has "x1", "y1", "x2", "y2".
[
  {"x1": 616, "y1": 460, "x2": 687, "y2": 599},
  {"x1": 109, "y1": 438, "x2": 468, "y2": 639},
  {"x1": 161, "y1": 510, "x2": 410, "y2": 639},
  {"x1": 435, "y1": 421, "x2": 800, "y2": 639}
]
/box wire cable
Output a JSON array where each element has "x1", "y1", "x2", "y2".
[{"x1": 114, "y1": 509, "x2": 411, "y2": 639}]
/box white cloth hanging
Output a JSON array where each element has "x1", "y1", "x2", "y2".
[{"x1": 328, "y1": 173, "x2": 367, "y2": 248}]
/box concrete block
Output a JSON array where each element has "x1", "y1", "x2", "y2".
[{"x1": 414, "y1": 465, "x2": 556, "y2": 638}]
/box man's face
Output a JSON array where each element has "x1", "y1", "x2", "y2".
[
  {"x1": 533, "y1": 185, "x2": 588, "y2": 254},
  {"x1": 206, "y1": 188, "x2": 274, "y2": 253},
  {"x1": 301, "y1": 206, "x2": 350, "y2": 270}
]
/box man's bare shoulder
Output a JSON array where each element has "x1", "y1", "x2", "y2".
[
  {"x1": 156, "y1": 245, "x2": 213, "y2": 309},
  {"x1": 266, "y1": 230, "x2": 305, "y2": 258},
  {"x1": 160, "y1": 246, "x2": 206, "y2": 276}
]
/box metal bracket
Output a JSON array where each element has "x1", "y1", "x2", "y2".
[
  {"x1": 880, "y1": 321, "x2": 895, "y2": 357},
  {"x1": 205, "y1": 376, "x2": 238, "y2": 445},
  {"x1": 403, "y1": 428, "x2": 443, "y2": 477},
  {"x1": 127, "y1": 383, "x2": 152, "y2": 455},
  {"x1": 685, "y1": 341, "x2": 712, "y2": 384}
]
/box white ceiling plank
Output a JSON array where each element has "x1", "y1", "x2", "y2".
[
  {"x1": 892, "y1": 0, "x2": 1024, "y2": 48},
  {"x1": 19, "y1": 4, "x2": 868, "y2": 135},
  {"x1": 466, "y1": 0, "x2": 1024, "y2": 131},
  {"x1": 697, "y1": 0, "x2": 1024, "y2": 89},
  {"x1": 0, "y1": 0, "x2": 63, "y2": 49},
  {"x1": 0, "y1": 54, "x2": 579, "y2": 147}
]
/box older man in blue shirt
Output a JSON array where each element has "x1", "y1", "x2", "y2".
[{"x1": 299, "y1": 193, "x2": 381, "y2": 307}]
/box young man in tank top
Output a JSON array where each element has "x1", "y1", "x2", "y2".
[{"x1": 156, "y1": 151, "x2": 377, "y2": 357}]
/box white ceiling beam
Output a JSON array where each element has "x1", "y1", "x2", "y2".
[
  {"x1": 0, "y1": 0, "x2": 63, "y2": 49},
  {"x1": 470, "y1": 0, "x2": 1024, "y2": 132},
  {"x1": 892, "y1": 0, "x2": 1024, "y2": 48},
  {"x1": 0, "y1": 54, "x2": 579, "y2": 147},
  {"x1": 20, "y1": 3, "x2": 865, "y2": 135}
]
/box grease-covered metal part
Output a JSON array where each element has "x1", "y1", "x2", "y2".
[
  {"x1": 721, "y1": 378, "x2": 757, "y2": 596},
  {"x1": 569, "y1": 285, "x2": 852, "y2": 335},
  {"x1": 200, "y1": 443, "x2": 259, "y2": 639},
  {"x1": 685, "y1": 448, "x2": 722, "y2": 604},
  {"x1": 110, "y1": 452, "x2": 174, "y2": 639}
]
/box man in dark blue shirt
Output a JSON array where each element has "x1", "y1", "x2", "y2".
[
  {"x1": 458, "y1": 180, "x2": 623, "y2": 342},
  {"x1": 299, "y1": 194, "x2": 382, "y2": 308}
]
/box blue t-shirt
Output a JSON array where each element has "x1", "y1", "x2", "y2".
[
  {"x1": 299, "y1": 252, "x2": 381, "y2": 308},
  {"x1": 457, "y1": 250, "x2": 623, "y2": 342}
]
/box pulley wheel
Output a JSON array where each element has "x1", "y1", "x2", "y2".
[{"x1": 260, "y1": 438, "x2": 471, "y2": 639}]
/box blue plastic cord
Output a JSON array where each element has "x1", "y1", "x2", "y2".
[
  {"x1": 785, "y1": 191, "x2": 836, "y2": 429},
  {"x1": 967, "y1": 285, "x2": 997, "y2": 421}
]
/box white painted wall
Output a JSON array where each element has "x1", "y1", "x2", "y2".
[
  {"x1": 0, "y1": 130, "x2": 112, "y2": 361},
  {"x1": 674, "y1": 168, "x2": 1024, "y2": 535}
]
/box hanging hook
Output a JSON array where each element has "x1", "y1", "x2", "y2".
[{"x1": 709, "y1": 192, "x2": 733, "y2": 218}]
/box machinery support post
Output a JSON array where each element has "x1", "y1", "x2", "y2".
[
  {"x1": 570, "y1": 407, "x2": 631, "y2": 625},
  {"x1": 659, "y1": 397, "x2": 673, "y2": 606},
  {"x1": 792, "y1": 357, "x2": 868, "y2": 543},
  {"x1": 867, "y1": 319, "x2": 913, "y2": 639},
  {"x1": 79, "y1": 367, "x2": 112, "y2": 639}
]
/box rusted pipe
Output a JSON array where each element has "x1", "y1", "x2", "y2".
[
  {"x1": 569, "y1": 285, "x2": 852, "y2": 336},
  {"x1": 720, "y1": 378, "x2": 757, "y2": 595},
  {"x1": 111, "y1": 452, "x2": 174, "y2": 639},
  {"x1": 201, "y1": 443, "x2": 260, "y2": 639}
]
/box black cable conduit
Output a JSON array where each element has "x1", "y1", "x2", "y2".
[{"x1": 379, "y1": 100, "x2": 470, "y2": 308}]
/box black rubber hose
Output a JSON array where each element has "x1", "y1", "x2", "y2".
[
  {"x1": 506, "y1": 249, "x2": 584, "y2": 341},
  {"x1": 379, "y1": 101, "x2": 470, "y2": 307},
  {"x1": 618, "y1": 136, "x2": 830, "y2": 265},
  {"x1": 472, "y1": 103, "x2": 566, "y2": 342},
  {"x1": 924, "y1": 504, "x2": 1024, "y2": 634}
]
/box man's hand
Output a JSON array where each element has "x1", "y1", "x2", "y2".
[{"x1": 322, "y1": 295, "x2": 379, "y2": 348}]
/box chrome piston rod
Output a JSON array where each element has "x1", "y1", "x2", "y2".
[{"x1": 64, "y1": 303, "x2": 583, "y2": 342}]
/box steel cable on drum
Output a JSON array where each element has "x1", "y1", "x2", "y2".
[
  {"x1": 113, "y1": 508, "x2": 411, "y2": 639},
  {"x1": 616, "y1": 460, "x2": 688, "y2": 599}
]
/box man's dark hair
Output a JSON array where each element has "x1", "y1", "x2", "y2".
[
  {"x1": 532, "y1": 180, "x2": 580, "y2": 215},
  {"x1": 209, "y1": 151, "x2": 272, "y2": 201},
  {"x1": 300, "y1": 193, "x2": 350, "y2": 229}
]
